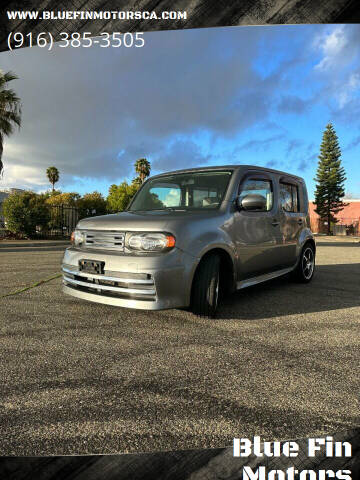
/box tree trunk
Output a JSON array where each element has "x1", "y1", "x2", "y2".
[
  {"x1": 328, "y1": 212, "x2": 331, "y2": 235},
  {"x1": 0, "y1": 140, "x2": 3, "y2": 177}
]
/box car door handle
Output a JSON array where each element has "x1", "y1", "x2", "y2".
[{"x1": 271, "y1": 219, "x2": 280, "y2": 226}]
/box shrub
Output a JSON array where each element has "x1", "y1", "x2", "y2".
[
  {"x1": 2, "y1": 191, "x2": 50, "y2": 238},
  {"x1": 78, "y1": 191, "x2": 107, "y2": 219}
]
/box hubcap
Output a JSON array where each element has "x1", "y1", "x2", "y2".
[{"x1": 302, "y1": 247, "x2": 314, "y2": 279}]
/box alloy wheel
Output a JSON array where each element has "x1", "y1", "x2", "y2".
[{"x1": 302, "y1": 247, "x2": 314, "y2": 280}]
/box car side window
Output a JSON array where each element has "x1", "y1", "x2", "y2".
[
  {"x1": 279, "y1": 182, "x2": 299, "y2": 212},
  {"x1": 239, "y1": 178, "x2": 273, "y2": 211}
]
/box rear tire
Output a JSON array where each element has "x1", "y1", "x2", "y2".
[
  {"x1": 191, "y1": 254, "x2": 220, "y2": 318},
  {"x1": 292, "y1": 243, "x2": 315, "y2": 283}
]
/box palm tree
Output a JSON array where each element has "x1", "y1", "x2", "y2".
[
  {"x1": 46, "y1": 166, "x2": 60, "y2": 191},
  {"x1": 134, "y1": 158, "x2": 151, "y2": 183},
  {"x1": 131, "y1": 176, "x2": 142, "y2": 188},
  {"x1": 0, "y1": 71, "x2": 22, "y2": 177}
]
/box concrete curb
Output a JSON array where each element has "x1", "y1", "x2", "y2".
[
  {"x1": 0, "y1": 241, "x2": 70, "y2": 248},
  {"x1": 314, "y1": 235, "x2": 360, "y2": 242}
]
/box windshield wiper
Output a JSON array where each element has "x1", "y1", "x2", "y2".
[
  {"x1": 160, "y1": 207, "x2": 187, "y2": 211},
  {"x1": 129, "y1": 207, "x2": 187, "y2": 212}
]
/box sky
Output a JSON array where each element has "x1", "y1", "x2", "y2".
[{"x1": 0, "y1": 24, "x2": 360, "y2": 199}]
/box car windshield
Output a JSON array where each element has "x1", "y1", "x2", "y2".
[{"x1": 128, "y1": 170, "x2": 233, "y2": 212}]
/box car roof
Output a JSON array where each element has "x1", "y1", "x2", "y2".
[{"x1": 149, "y1": 165, "x2": 304, "y2": 182}]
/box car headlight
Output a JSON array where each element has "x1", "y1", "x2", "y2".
[
  {"x1": 70, "y1": 229, "x2": 85, "y2": 246},
  {"x1": 127, "y1": 232, "x2": 176, "y2": 252}
]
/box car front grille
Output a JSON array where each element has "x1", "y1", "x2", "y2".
[
  {"x1": 83, "y1": 230, "x2": 125, "y2": 250},
  {"x1": 62, "y1": 265, "x2": 156, "y2": 301}
]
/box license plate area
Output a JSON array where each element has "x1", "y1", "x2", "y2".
[{"x1": 79, "y1": 259, "x2": 105, "y2": 275}]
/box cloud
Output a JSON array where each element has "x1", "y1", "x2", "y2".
[
  {"x1": 261, "y1": 121, "x2": 287, "y2": 133},
  {"x1": 152, "y1": 138, "x2": 212, "y2": 172},
  {"x1": 277, "y1": 95, "x2": 311, "y2": 114},
  {"x1": 310, "y1": 26, "x2": 360, "y2": 122},
  {"x1": 1, "y1": 163, "x2": 49, "y2": 190},
  {"x1": 344, "y1": 134, "x2": 360, "y2": 151},
  {"x1": 239, "y1": 134, "x2": 285, "y2": 152},
  {"x1": 312, "y1": 24, "x2": 360, "y2": 73},
  {"x1": 337, "y1": 72, "x2": 360, "y2": 108},
  {"x1": 298, "y1": 153, "x2": 317, "y2": 172},
  {"x1": 314, "y1": 26, "x2": 347, "y2": 71},
  {"x1": 0, "y1": 27, "x2": 274, "y2": 192},
  {"x1": 0, "y1": 25, "x2": 359, "y2": 198},
  {"x1": 286, "y1": 139, "x2": 304, "y2": 156},
  {"x1": 306, "y1": 143, "x2": 315, "y2": 153},
  {"x1": 265, "y1": 159, "x2": 279, "y2": 168},
  {"x1": 282, "y1": 140, "x2": 317, "y2": 172}
]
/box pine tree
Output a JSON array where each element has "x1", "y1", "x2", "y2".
[{"x1": 314, "y1": 123, "x2": 347, "y2": 235}]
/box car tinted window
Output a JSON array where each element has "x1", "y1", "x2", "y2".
[
  {"x1": 193, "y1": 188, "x2": 218, "y2": 207},
  {"x1": 239, "y1": 178, "x2": 273, "y2": 211},
  {"x1": 302, "y1": 184, "x2": 308, "y2": 212},
  {"x1": 280, "y1": 182, "x2": 299, "y2": 212}
]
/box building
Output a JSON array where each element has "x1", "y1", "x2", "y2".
[{"x1": 309, "y1": 200, "x2": 360, "y2": 235}]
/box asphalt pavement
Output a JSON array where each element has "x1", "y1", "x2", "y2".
[{"x1": 0, "y1": 239, "x2": 359, "y2": 455}]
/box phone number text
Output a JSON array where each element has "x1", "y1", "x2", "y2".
[{"x1": 7, "y1": 32, "x2": 145, "y2": 50}]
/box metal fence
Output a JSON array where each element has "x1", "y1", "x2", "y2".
[
  {"x1": 46, "y1": 205, "x2": 79, "y2": 237},
  {"x1": 310, "y1": 217, "x2": 360, "y2": 236}
]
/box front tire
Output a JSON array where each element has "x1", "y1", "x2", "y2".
[
  {"x1": 292, "y1": 243, "x2": 315, "y2": 283},
  {"x1": 191, "y1": 254, "x2": 220, "y2": 318}
]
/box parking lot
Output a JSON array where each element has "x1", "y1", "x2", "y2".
[{"x1": 0, "y1": 238, "x2": 359, "y2": 455}]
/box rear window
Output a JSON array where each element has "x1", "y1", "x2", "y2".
[{"x1": 280, "y1": 182, "x2": 299, "y2": 212}]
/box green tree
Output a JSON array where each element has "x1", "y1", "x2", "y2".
[
  {"x1": 107, "y1": 181, "x2": 138, "y2": 213},
  {"x1": 2, "y1": 191, "x2": 50, "y2": 238},
  {"x1": 78, "y1": 191, "x2": 107, "y2": 218},
  {"x1": 42, "y1": 189, "x2": 62, "y2": 199},
  {"x1": 314, "y1": 123, "x2": 347, "y2": 235},
  {"x1": 134, "y1": 158, "x2": 151, "y2": 183},
  {"x1": 106, "y1": 159, "x2": 153, "y2": 212},
  {"x1": 46, "y1": 166, "x2": 60, "y2": 191},
  {"x1": 131, "y1": 176, "x2": 143, "y2": 188},
  {"x1": 45, "y1": 192, "x2": 80, "y2": 206},
  {"x1": 0, "y1": 71, "x2": 22, "y2": 177},
  {"x1": 147, "y1": 192, "x2": 164, "y2": 210}
]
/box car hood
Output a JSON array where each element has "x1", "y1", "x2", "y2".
[{"x1": 76, "y1": 210, "x2": 223, "y2": 232}]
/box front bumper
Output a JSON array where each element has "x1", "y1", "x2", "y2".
[{"x1": 62, "y1": 246, "x2": 195, "y2": 310}]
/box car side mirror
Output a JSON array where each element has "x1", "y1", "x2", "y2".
[{"x1": 237, "y1": 193, "x2": 267, "y2": 211}]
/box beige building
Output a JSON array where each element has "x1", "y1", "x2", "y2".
[{"x1": 309, "y1": 200, "x2": 360, "y2": 235}]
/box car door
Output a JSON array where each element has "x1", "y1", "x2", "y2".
[
  {"x1": 233, "y1": 172, "x2": 283, "y2": 280},
  {"x1": 278, "y1": 179, "x2": 305, "y2": 267}
]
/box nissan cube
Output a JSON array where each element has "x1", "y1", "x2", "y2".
[{"x1": 62, "y1": 165, "x2": 315, "y2": 318}]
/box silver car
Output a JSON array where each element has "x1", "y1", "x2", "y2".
[{"x1": 62, "y1": 165, "x2": 315, "y2": 318}]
